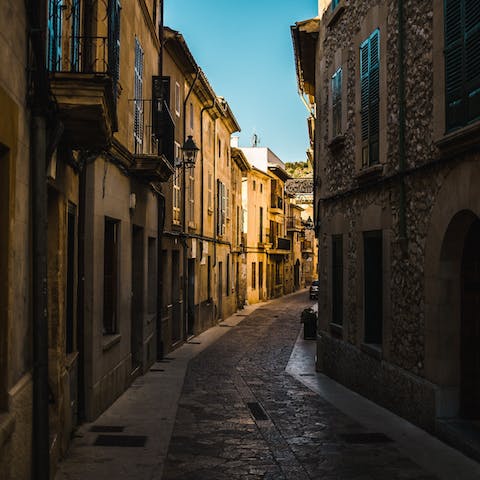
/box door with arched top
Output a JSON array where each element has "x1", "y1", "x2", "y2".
[{"x1": 461, "y1": 219, "x2": 480, "y2": 418}]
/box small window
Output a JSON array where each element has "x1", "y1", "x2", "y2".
[
  {"x1": 189, "y1": 102, "x2": 194, "y2": 131},
  {"x1": 253, "y1": 180, "x2": 256, "y2": 191},
  {"x1": 218, "y1": 139, "x2": 222, "y2": 158},
  {"x1": 175, "y1": 81, "x2": 181, "y2": 116},
  {"x1": 364, "y1": 231, "x2": 383, "y2": 345},
  {"x1": 260, "y1": 183, "x2": 263, "y2": 193},
  {"x1": 332, "y1": 68, "x2": 342, "y2": 138},
  {"x1": 103, "y1": 218, "x2": 119, "y2": 335},
  {"x1": 332, "y1": 235, "x2": 343, "y2": 326},
  {"x1": 147, "y1": 237, "x2": 157, "y2": 313},
  {"x1": 252, "y1": 262, "x2": 256, "y2": 289}
]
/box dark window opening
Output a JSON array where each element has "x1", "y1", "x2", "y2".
[
  {"x1": 332, "y1": 234, "x2": 343, "y2": 326},
  {"x1": 364, "y1": 231, "x2": 383, "y2": 345},
  {"x1": 103, "y1": 218, "x2": 119, "y2": 335}
]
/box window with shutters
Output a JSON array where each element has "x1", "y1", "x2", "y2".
[
  {"x1": 108, "y1": 0, "x2": 121, "y2": 94},
  {"x1": 207, "y1": 171, "x2": 213, "y2": 213},
  {"x1": 173, "y1": 143, "x2": 181, "y2": 224},
  {"x1": 188, "y1": 172, "x2": 195, "y2": 227},
  {"x1": 360, "y1": 29, "x2": 380, "y2": 167},
  {"x1": 134, "y1": 37, "x2": 144, "y2": 152},
  {"x1": 332, "y1": 68, "x2": 343, "y2": 138},
  {"x1": 174, "y1": 81, "x2": 181, "y2": 116},
  {"x1": 47, "y1": 0, "x2": 63, "y2": 71},
  {"x1": 217, "y1": 180, "x2": 226, "y2": 236},
  {"x1": 444, "y1": 0, "x2": 480, "y2": 131},
  {"x1": 71, "y1": 0, "x2": 80, "y2": 71},
  {"x1": 226, "y1": 187, "x2": 230, "y2": 220},
  {"x1": 104, "y1": 218, "x2": 119, "y2": 335},
  {"x1": 332, "y1": 235, "x2": 343, "y2": 326}
]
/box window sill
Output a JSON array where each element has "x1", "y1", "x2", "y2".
[
  {"x1": 435, "y1": 121, "x2": 480, "y2": 157},
  {"x1": 102, "y1": 334, "x2": 121, "y2": 352},
  {"x1": 360, "y1": 342, "x2": 382, "y2": 360},
  {"x1": 355, "y1": 163, "x2": 383, "y2": 185},
  {"x1": 328, "y1": 135, "x2": 345, "y2": 151},
  {"x1": 326, "y1": 1, "x2": 345, "y2": 28},
  {"x1": 0, "y1": 413, "x2": 15, "y2": 448}
]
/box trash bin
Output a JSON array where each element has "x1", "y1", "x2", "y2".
[{"x1": 301, "y1": 307, "x2": 317, "y2": 340}]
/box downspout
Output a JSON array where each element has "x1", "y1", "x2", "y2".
[
  {"x1": 213, "y1": 118, "x2": 217, "y2": 267},
  {"x1": 156, "y1": 0, "x2": 165, "y2": 360},
  {"x1": 200, "y1": 99, "x2": 216, "y2": 243},
  {"x1": 182, "y1": 68, "x2": 200, "y2": 339},
  {"x1": 28, "y1": 0, "x2": 50, "y2": 478},
  {"x1": 398, "y1": 0, "x2": 407, "y2": 246}
]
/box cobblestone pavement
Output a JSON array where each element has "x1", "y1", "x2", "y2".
[{"x1": 163, "y1": 292, "x2": 438, "y2": 480}]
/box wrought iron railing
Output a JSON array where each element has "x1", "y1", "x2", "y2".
[
  {"x1": 277, "y1": 237, "x2": 291, "y2": 251},
  {"x1": 130, "y1": 98, "x2": 175, "y2": 165},
  {"x1": 286, "y1": 216, "x2": 302, "y2": 230},
  {"x1": 48, "y1": 36, "x2": 109, "y2": 73}
]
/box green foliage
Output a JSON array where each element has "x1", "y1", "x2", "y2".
[{"x1": 285, "y1": 161, "x2": 312, "y2": 178}]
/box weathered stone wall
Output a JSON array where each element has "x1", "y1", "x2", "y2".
[
  {"x1": 318, "y1": 334, "x2": 437, "y2": 431},
  {"x1": 315, "y1": 0, "x2": 474, "y2": 427}
]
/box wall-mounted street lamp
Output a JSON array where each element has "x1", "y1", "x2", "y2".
[
  {"x1": 179, "y1": 135, "x2": 199, "y2": 341},
  {"x1": 181, "y1": 135, "x2": 199, "y2": 168}
]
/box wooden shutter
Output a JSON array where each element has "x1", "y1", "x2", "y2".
[
  {"x1": 445, "y1": 0, "x2": 465, "y2": 130},
  {"x1": 465, "y1": 0, "x2": 480, "y2": 123},
  {"x1": 369, "y1": 30, "x2": 380, "y2": 165},
  {"x1": 360, "y1": 30, "x2": 380, "y2": 166},
  {"x1": 108, "y1": 0, "x2": 121, "y2": 84}
]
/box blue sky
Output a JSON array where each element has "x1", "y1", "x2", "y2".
[{"x1": 164, "y1": 0, "x2": 316, "y2": 164}]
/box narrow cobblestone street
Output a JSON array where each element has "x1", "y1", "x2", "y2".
[{"x1": 163, "y1": 291, "x2": 437, "y2": 480}]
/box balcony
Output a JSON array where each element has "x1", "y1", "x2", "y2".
[
  {"x1": 301, "y1": 240, "x2": 313, "y2": 253},
  {"x1": 270, "y1": 195, "x2": 284, "y2": 215},
  {"x1": 286, "y1": 216, "x2": 302, "y2": 232},
  {"x1": 268, "y1": 237, "x2": 291, "y2": 254},
  {"x1": 129, "y1": 100, "x2": 175, "y2": 183},
  {"x1": 49, "y1": 36, "x2": 118, "y2": 149}
]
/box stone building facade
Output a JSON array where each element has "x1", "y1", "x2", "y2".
[{"x1": 293, "y1": 0, "x2": 480, "y2": 444}]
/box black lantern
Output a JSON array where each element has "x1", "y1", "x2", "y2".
[{"x1": 181, "y1": 135, "x2": 199, "y2": 168}]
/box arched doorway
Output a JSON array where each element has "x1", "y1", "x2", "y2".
[{"x1": 461, "y1": 219, "x2": 480, "y2": 418}]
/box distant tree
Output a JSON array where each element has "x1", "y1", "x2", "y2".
[{"x1": 285, "y1": 161, "x2": 312, "y2": 178}]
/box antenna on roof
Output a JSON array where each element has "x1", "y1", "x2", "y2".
[{"x1": 251, "y1": 132, "x2": 260, "y2": 147}]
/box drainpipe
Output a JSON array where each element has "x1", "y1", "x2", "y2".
[
  {"x1": 28, "y1": 0, "x2": 50, "y2": 478},
  {"x1": 213, "y1": 118, "x2": 218, "y2": 268},
  {"x1": 156, "y1": 0, "x2": 165, "y2": 360},
  {"x1": 398, "y1": 0, "x2": 407, "y2": 246},
  {"x1": 200, "y1": 99, "x2": 216, "y2": 244},
  {"x1": 182, "y1": 68, "x2": 200, "y2": 339}
]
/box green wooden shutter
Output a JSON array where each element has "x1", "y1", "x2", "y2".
[
  {"x1": 360, "y1": 30, "x2": 380, "y2": 166},
  {"x1": 369, "y1": 30, "x2": 380, "y2": 165},
  {"x1": 445, "y1": 0, "x2": 465, "y2": 130},
  {"x1": 465, "y1": 0, "x2": 480, "y2": 123}
]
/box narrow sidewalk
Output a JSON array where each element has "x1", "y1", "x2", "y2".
[
  {"x1": 286, "y1": 332, "x2": 480, "y2": 480},
  {"x1": 55, "y1": 301, "x2": 265, "y2": 480}
]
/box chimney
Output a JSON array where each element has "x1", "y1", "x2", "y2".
[{"x1": 230, "y1": 136, "x2": 239, "y2": 148}]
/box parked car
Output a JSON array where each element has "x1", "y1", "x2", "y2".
[{"x1": 309, "y1": 280, "x2": 319, "y2": 299}]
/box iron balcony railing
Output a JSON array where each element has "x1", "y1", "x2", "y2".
[
  {"x1": 130, "y1": 98, "x2": 175, "y2": 165},
  {"x1": 271, "y1": 195, "x2": 283, "y2": 210},
  {"x1": 277, "y1": 237, "x2": 291, "y2": 251},
  {"x1": 48, "y1": 36, "x2": 110, "y2": 74},
  {"x1": 286, "y1": 216, "x2": 302, "y2": 230}
]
